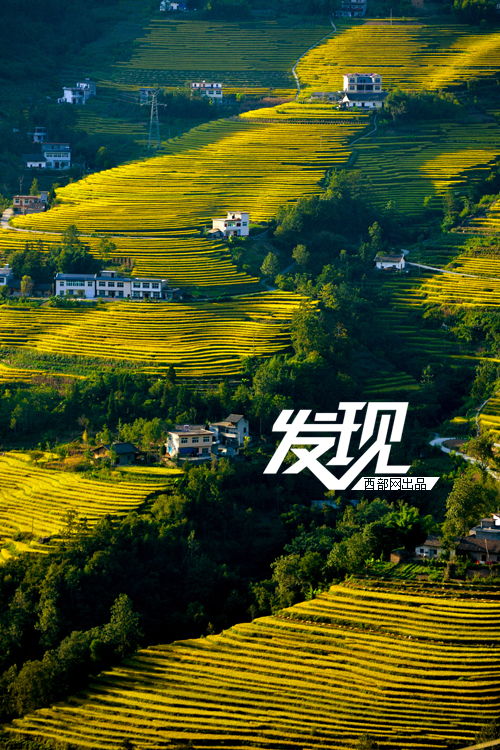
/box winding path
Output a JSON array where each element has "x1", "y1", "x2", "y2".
[{"x1": 292, "y1": 19, "x2": 337, "y2": 100}]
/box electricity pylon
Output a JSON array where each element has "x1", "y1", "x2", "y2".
[{"x1": 148, "y1": 88, "x2": 162, "y2": 152}]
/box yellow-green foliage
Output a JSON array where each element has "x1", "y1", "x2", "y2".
[
  {"x1": 0, "y1": 453, "x2": 160, "y2": 554},
  {"x1": 353, "y1": 121, "x2": 500, "y2": 214},
  {"x1": 240, "y1": 101, "x2": 369, "y2": 121},
  {"x1": 0, "y1": 293, "x2": 304, "y2": 377},
  {"x1": 11, "y1": 118, "x2": 364, "y2": 241},
  {"x1": 7, "y1": 583, "x2": 500, "y2": 749},
  {"x1": 297, "y1": 21, "x2": 500, "y2": 93},
  {"x1": 469, "y1": 199, "x2": 500, "y2": 234},
  {"x1": 110, "y1": 19, "x2": 333, "y2": 92}
]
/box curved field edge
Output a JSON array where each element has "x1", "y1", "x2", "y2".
[
  {"x1": 6, "y1": 581, "x2": 500, "y2": 750},
  {"x1": 0, "y1": 292, "x2": 306, "y2": 378}
]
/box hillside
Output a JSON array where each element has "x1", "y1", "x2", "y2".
[{"x1": 6, "y1": 580, "x2": 500, "y2": 749}]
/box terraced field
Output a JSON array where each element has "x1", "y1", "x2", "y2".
[
  {"x1": 353, "y1": 121, "x2": 500, "y2": 213},
  {"x1": 297, "y1": 21, "x2": 500, "y2": 93},
  {"x1": 362, "y1": 370, "x2": 419, "y2": 397},
  {"x1": 109, "y1": 19, "x2": 333, "y2": 93},
  {"x1": 0, "y1": 231, "x2": 259, "y2": 289},
  {"x1": 0, "y1": 453, "x2": 159, "y2": 557},
  {"x1": 468, "y1": 199, "x2": 500, "y2": 234},
  {"x1": 12, "y1": 118, "x2": 364, "y2": 238},
  {"x1": 478, "y1": 395, "x2": 500, "y2": 435},
  {"x1": 0, "y1": 293, "x2": 304, "y2": 377},
  {"x1": 7, "y1": 582, "x2": 500, "y2": 749}
]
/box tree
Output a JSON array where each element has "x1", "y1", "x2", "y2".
[
  {"x1": 20, "y1": 275, "x2": 34, "y2": 297},
  {"x1": 443, "y1": 471, "x2": 490, "y2": 536},
  {"x1": 260, "y1": 252, "x2": 280, "y2": 280},
  {"x1": 29, "y1": 178, "x2": 39, "y2": 196},
  {"x1": 292, "y1": 244, "x2": 310, "y2": 268},
  {"x1": 97, "y1": 237, "x2": 117, "y2": 264},
  {"x1": 108, "y1": 594, "x2": 142, "y2": 659},
  {"x1": 465, "y1": 432, "x2": 494, "y2": 471},
  {"x1": 290, "y1": 301, "x2": 330, "y2": 358}
]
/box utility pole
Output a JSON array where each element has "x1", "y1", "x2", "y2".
[{"x1": 148, "y1": 88, "x2": 162, "y2": 152}]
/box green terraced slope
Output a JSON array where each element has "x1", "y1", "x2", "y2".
[{"x1": 7, "y1": 581, "x2": 500, "y2": 750}]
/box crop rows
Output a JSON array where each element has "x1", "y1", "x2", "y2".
[
  {"x1": 478, "y1": 396, "x2": 500, "y2": 435},
  {"x1": 7, "y1": 583, "x2": 500, "y2": 749},
  {"x1": 297, "y1": 22, "x2": 500, "y2": 93},
  {"x1": 12, "y1": 119, "x2": 364, "y2": 239},
  {"x1": 0, "y1": 293, "x2": 304, "y2": 377},
  {"x1": 353, "y1": 121, "x2": 500, "y2": 214},
  {"x1": 240, "y1": 101, "x2": 369, "y2": 122},
  {"x1": 0, "y1": 231, "x2": 259, "y2": 288},
  {"x1": 362, "y1": 371, "x2": 419, "y2": 397},
  {"x1": 469, "y1": 200, "x2": 500, "y2": 234},
  {"x1": 109, "y1": 19, "x2": 333, "y2": 90},
  {"x1": 0, "y1": 453, "x2": 159, "y2": 555}
]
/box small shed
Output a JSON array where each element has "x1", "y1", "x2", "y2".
[
  {"x1": 93, "y1": 442, "x2": 139, "y2": 465},
  {"x1": 374, "y1": 253, "x2": 406, "y2": 271}
]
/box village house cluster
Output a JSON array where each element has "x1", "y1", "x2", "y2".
[
  {"x1": 58, "y1": 79, "x2": 97, "y2": 105},
  {"x1": 93, "y1": 415, "x2": 250, "y2": 466},
  {"x1": 416, "y1": 513, "x2": 500, "y2": 564}
]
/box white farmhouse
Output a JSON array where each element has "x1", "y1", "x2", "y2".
[
  {"x1": 191, "y1": 81, "x2": 223, "y2": 101},
  {"x1": 58, "y1": 79, "x2": 96, "y2": 105},
  {"x1": 340, "y1": 73, "x2": 387, "y2": 109},
  {"x1": 374, "y1": 253, "x2": 405, "y2": 271},
  {"x1": 166, "y1": 425, "x2": 217, "y2": 460},
  {"x1": 211, "y1": 211, "x2": 249, "y2": 238},
  {"x1": 55, "y1": 269, "x2": 176, "y2": 300},
  {"x1": 209, "y1": 414, "x2": 250, "y2": 455},
  {"x1": 43, "y1": 143, "x2": 71, "y2": 170},
  {"x1": 32, "y1": 127, "x2": 47, "y2": 143}
]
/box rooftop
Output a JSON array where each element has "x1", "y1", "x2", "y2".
[
  {"x1": 96, "y1": 442, "x2": 139, "y2": 454},
  {"x1": 21, "y1": 154, "x2": 47, "y2": 162},
  {"x1": 375, "y1": 254, "x2": 405, "y2": 262}
]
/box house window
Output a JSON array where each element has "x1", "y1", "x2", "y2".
[
  {"x1": 133, "y1": 282, "x2": 140, "y2": 288},
  {"x1": 67, "y1": 280, "x2": 85, "y2": 287},
  {"x1": 152, "y1": 283, "x2": 159, "y2": 289},
  {"x1": 192, "y1": 437, "x2": 199, "y2": 443},
  {"x1": 375, "y1": 86, "x2": 381, "y2": 90},
  {"x1": 133, "y1": 291, "x2": 140, "y2": 298},
  {"x1": 0, "y1": 278, "x2": 3, "y2": 284},
  {"x1": 203, "y1": 437, "x2": 210, "y2": 442},
  {"x1": 243, "y1": 427, "x2": 247, "y2": 433},
  {"x1": 419, "y1": 549, "x2": 424, "y2": 554},
  {"x1": 99, "y1": 281, "x2": 106, "y2": 287},
  {"x1": 14, "y1": 199, "x2": 19, "y2": 204},
  {"x1": 349, "y1": 85, "x2": 355, "y2": 90},
  {"x1": 242, "y1": 222, "x2": 247, "y2": 226},
  {"x1": 118, "y1": 291, "x2": 123, "y2": 297},
  {"x1": 481, "y1": 554, "x2": 486, "y2": 561},
  {"x1": 98, "y1": 290, "x2": 106, "y2": 297},
  {"x1": 153, "y1": 292, "x2": 160, "y2": 298},
  {"x1": 202, "y1": 448, "x2": 209, "y2": 454},
  {"x1": 59, "y1": 281, "x2": 65, "y2": 286},
  {"x1": 181, "y1": 437, "x2": 188, "y2": 444},
  {"x1": 142, "y1": 283, "x2": 150, "y2": 289},
  {"x1": 117, "y1": 282, "x2": 124, "y2": 288},
  {"x1": 108, "y1": 282, "x2": 115, "y2": 287},
  {"x1": 350, "y1": 78, "x2": 355, "y2": 83},
  {"x1": 87, "y1": 282, "x2": 93, "y2": 287}
]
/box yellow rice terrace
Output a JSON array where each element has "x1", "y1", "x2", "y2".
[
  {"x1": 7, "y1": 581, "x2": 500, "y2": 750},
  {"x1": 0, "y1": 293, "x2": 304, "y2": 377}
]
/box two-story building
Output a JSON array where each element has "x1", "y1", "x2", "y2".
[
  {"x1": 32, "y1": 127, "x2": 47, "y2": 143},
  {"x1": 191, "y1": 81, "x2": 223, "y2": 101},
  {"x1": 55, "y1": 270, "x2": 176, "y2": 300},
  {"x1": 43, "y1": 143, "x2": 71, "y2": 170},
  {"x1": 166, "y1": 425, "x2": 217, "y2": 460},
  {"x1": 339, "y1": 73, "x2": 387, "y2": 108},
  {"x1": 58, "y1": 79, "x2": 97, "y2": 105},
  {"x1": 211, "y1": 211, "x2": 250, "y2": 238},
  {"x1": 12, "y1": 194, "x2": 47, "y2": 214},
  {"x1": 209, "y1": 414, "x2": 249, "y2": 455}
]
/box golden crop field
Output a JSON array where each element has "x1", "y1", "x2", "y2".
[
  {"x1": 11, "y1": 118, "x2": 365, "y2": 240},
  {"x1": 7, "y1": 582, "x2": 500, "y2": 749},
  {"x1": 109, "y1": 18, "x2": 333, "y2": 92},
  {"x1": 0, "y1": 293, "x2": 304, "y2": 377},
  {"x1": 0, "y1": 231, "x2": 259, "y2": 288},
  {"x1": 353, "y1": 121, "x2": 500, "y2": 213},
  {"x1": 469, "y1": 199, "x2": 500, "y2": 233},
  {"x1": 0, "y1": 453, "x2": 160, "y2": 558},
  {"x1": 296, "y1": 21, "x2": 500, "y2": 93}
]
